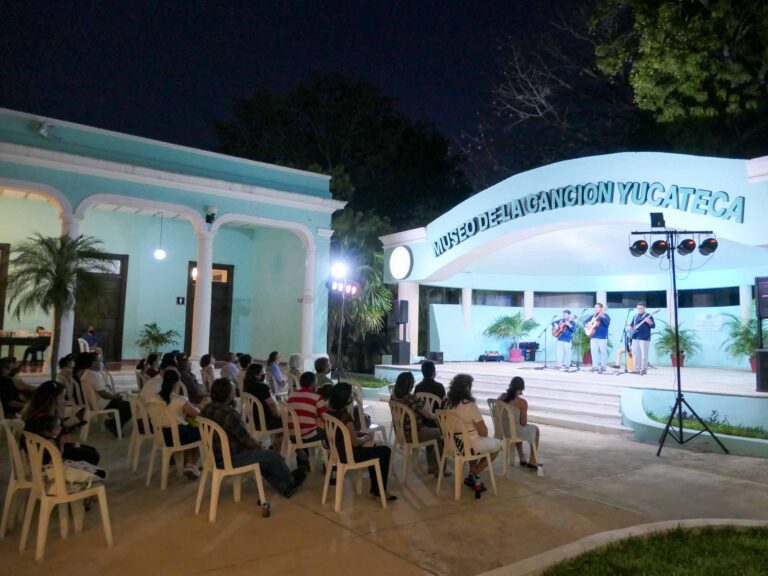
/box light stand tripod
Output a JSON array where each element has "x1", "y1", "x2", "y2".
[
  {"x1": 334, "y1": 287, "x2": 348, "y2": 383},
  {"x1": 631, "y1": 228, "x2": 729, "y2": 456},
  {"x1": 534, "y1": 316, "x2": 556, "y2": 370}
]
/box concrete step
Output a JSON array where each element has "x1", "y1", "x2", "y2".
[{"x1": 470, "y1": 388, "x2": 621, "y2": 408}]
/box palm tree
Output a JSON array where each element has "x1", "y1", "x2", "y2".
[
  {"x1": 4, "y1": 234, "x2": 112, "y2": 380},
  {"x1": 483, "y1": 312, "x2": 540, "y2": 349},
  {"x1": 136, "y1": 322, "x2": 181, "y2": 356}
]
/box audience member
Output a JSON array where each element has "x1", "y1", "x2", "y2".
[
  {"x1": 0, "y1": 356, "x2": 26, "y2": 416},
  {"x1": 327, "y1": 382, "x2": 396, "y2": 501},
  {"x1": 21, "y1": 380, "x2": 100, "y2": 465},
  {"x1": 201, "y1": 378, "x2": 306, "y2": 497},
  {"x1": 498, "y1": 376, "x2": 540, "y2": 468},
  {"x1": 236, "y1": 353, "x2": 252, "y2": 392},
  {"x1": 199, "y1": 353, "x2": 216, "y2": 392},
  {"x1": 80, "y1": 352, "x2": 132, "y2": 436},
  {"x1": 314, "y1": 356, "x2": 334, "y2": 399},
  {"x1": 446, "y1": 374, "x2": 500, "y2": 492},
  {"x1": 287, "y1": 371, "x2": 327, "y2": 470},
  {"x1": 143, "y1": 353, "x2": 160, "y2": 378},
  {"x1": 57, "y1": 354, "x2": 76, "y2": 401},
  {"x1": 178, "y1": 354, "x2": 207, "y2": 405},
  {"x1": 220, "y1": 352, "x2": 240, "y2": 383},
  {"x1": 149, "y1": 369, "x2": 201, "y2": 479},
  {"x1": 81, "y1": 324, "x2": 103, "y2": 357},
  {"x1": 390, "y1": 371, "x2": 444, "y2": 476},
  {"x1": 243, "y1": 363, "x2": 282, "y2": 450},
  {"x1": 21, "y1": 326, "x2": 48, "y2": 370},
  {"x1": 414, "y1": 360, "x2": 446, "y2": 400},
  {"x1": 139, "y1": 354, "x2": 178, "y2": 405},
  {"x1": 266, "y1": 351, "x2": 287, "y2": 394}
]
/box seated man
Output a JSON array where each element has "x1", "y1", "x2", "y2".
[
  {"x1": 178, "y1": 354, "x2": 207, "y2": 405},
  {"x1": 0, "y1": 357, "x2": 26, "y2": 416},
  {"x1": 201, "y1": 378, "x2": 306, "y2": 498},
  {"x1": 80, "y1": 352, "x2": 131, "y2": 436},
  {"x1": 22, "y1": 326, "x2": 48, "y2": 371},
  {"x1": 80, "y1": 325, "x2": 103, "y2": 357},
  {"x1": 287, "y1": 371, "x2": 328, "y2": 469},
  {"x1": 219, "y1": 352, "x2": 240, "y2": 384},
  {"x1": 414, "y1": 360, "x2": 445, "y2": 400},
  {"x1": 314, "y1": 356, "x2": 334, "y2": 399}
]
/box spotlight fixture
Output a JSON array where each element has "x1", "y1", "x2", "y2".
[
  {"x1": 698, "y1": 237, "x2": 718, "y2": 256},
  {"x1": 327, "y1": 279, "x2": 361, "y2": 297},
  {"x1": 630, "y1": 240, "x2": 648, "y2": 257},
  {"x1": 650, "y1": 239, "x2": 669, "y2": 257},
  {"x1": 330, "y1": 262, "x2": 348, "y2": 280},
  {"x1": 154, "y1": 214, "x2": 167, "y2": 260},
  {"x1": 676, "y1": 239, "x2": 696, "y2": 255}
]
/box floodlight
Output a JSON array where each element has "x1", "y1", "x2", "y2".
[
  {"x1": 676, "y1": 239, "x2": 696, "y2": 255},
  {"x1": 153, "y1": 248, "x2": 167, "y2": 260},
  {"x1": 330, "y1": 262, "x2": 348, "y2": 280},
  {"x1": 649, "y1": 240, "x2": 669, "y2": 257},
  {"x1": 699, "y1": 238, "x2": 718, "y2": 256},
  {"x1": 630, "y1": 240, "x2": 648, "y2": 257}
]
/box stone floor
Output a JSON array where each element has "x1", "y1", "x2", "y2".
[{"x1": 2, "y1": 398, "x2": 768, "y2": 575}]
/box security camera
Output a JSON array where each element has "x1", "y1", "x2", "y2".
[{"x1": 205, "y1": 205, "x2": 217, "y2": 224}]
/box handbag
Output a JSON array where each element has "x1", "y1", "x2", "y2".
[{"x1": 43, "y1": 459, "x2": 107, "y2": 495}]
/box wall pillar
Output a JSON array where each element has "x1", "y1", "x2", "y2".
[
  {"x1": 523, "y1": 290, "x2": 534, "y2": 319},
  {"x1": 596, "y1": 290, "x2": 607, "y2": 308},
  {"x1": 190, "y1": 230, "x2": 216, "y2": 360},
  {"x1": 57, "y1": 214, "x2": 83, "y2": 362},
  {"x1": 739, "y1": 285, "x2": 753, "y2": 320},
  {"x1": 462, "y1": 287, "x2": 472, "y2": 326},
  {"x1": 398, "y1": 281, "x2": 420, "y2": 359},
  {"x1": 301, "y1": 243, "x2": 317, "y2": 363}
]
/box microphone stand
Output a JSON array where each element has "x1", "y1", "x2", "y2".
[
  {"x1": 614, "y1": 308, "x2": 634, "y2": 376},
  {"x1": 536, "y1": 314, "x2": 558, "y2": 370},
  {"x1": 573, "y1": 308, "x2": 588, "y2": 372}
]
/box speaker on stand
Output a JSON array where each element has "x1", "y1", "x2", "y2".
[{"x1": 391, "y1": 299, "x2": 410, "y2": 365}]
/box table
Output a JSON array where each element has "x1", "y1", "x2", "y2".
[{"x1": 0, "y1": 335, "x2": 51, "y2": 359}]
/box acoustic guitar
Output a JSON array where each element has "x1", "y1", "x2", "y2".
[
  {"x1": 584, "y1": 313, "x2": 604, "y2": 338},
  {"x1": 551, "y1": 319, "x2": 569, "y2": 338},
  {"x1": 628, "y1": 308, "x2": 660, "y2": 345}
]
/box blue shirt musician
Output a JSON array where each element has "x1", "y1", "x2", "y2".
[
  {"x1": 628, "y1": 303, "x2": 655, "y2": 375},
  {"x1": 584, "y1": 303, "x2": 611, "y2": 373},
  {"x1": 551, "y1": 310, "x2": 575, "y2": 370}
]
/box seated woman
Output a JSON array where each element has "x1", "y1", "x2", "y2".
[
  {"x1": 390, "y1": 371, "x2": 445, "y2": 476},
  {"x1": 287, "y1": 353, "x2": 302, "y2": 390},
  {"x1": 266, "y1": 351, "x2": 288, "y2": 396},
  {"x1": 199, "y1": 353, "x2": 216, "y2": 392},
  {"x1": 150, "y1": 370, "x2": 201, "y2": 479},
  {"x1": 242, "y1": 363, "x2": 283, "y2": 451},
  {"x1": 143, "y1": 353, "x2": 160, "y2": 379},
  {"x1": 498, "y1": 376, "x2": 540, "y2": 469},
  {"x1": 22, "y1": 380, "x2": 100, "y2": 465},
  {"x1": 327, "y1": 382, "x2": 396, "y2": 502},
  {"x1": 446, "y1": 373, "x2": 501, "y2": 491}
]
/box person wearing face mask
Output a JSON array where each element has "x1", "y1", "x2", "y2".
[
  {"x1": 243, "y1": 363, "x2": 283, "y2": 451},
  {"x1": 80, "y1": 325, "x2": 103, "y2": 358}
]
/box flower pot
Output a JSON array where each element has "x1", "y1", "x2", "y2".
[
  {"x1": 509, "y1": 348, "x2": 524, "y2": 363},
  {"x1": 583, "y1": 351, "x2": 592, "y2": 365},
  {"x1": 750, "y1": 356, "x2": 756, "y2": 373},
  {"x1": 670, "y1": 354, "x2": 685, "y2": 367}
]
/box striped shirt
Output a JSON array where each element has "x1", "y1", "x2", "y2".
[{"x1": 287, "y1": 388, "x2": 327, "y2": 438}]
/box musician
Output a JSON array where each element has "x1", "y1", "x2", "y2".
[
  {"x1": 584, "y1": 303, "x2": 610, "y2": 373},
  {"x1": 628, "y1": 303, "x2": 655, "y2": 375},
  {"x1": 551, "y1": 310, "x2": 575, "y2": 370}
]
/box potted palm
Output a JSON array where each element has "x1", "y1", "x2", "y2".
[
  {"x1": 721, "y1": 314, "x2": 761, "y2": 372},
  {"x1": 653, "y1": 320, "x2": 702, "y2": 367},
  {"x1": 483, "y1": 312, "x2": 539, "y2": 362},
  {"x1": 136, "y1": 322, "x2": 181, "y2": 356},
  {"x1": 4, "y1": 234, "x2": 111, "y2": 380}
]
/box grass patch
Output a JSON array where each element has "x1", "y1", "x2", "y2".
[
  {"x1": 543, "y1": 526, "x2": 768, "y2": 575},
  {"x1": 646, "y1": 410, "x2": 768, "y2": 441},
  {"x1": 349, "y1": 375, "x2": 391, "y2": 389}
]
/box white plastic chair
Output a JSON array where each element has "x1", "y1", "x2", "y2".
[
  {"x1": 1, "y1": 420, "x2": 31, "y2": 539},
  {"x1": 351, "y1": 397, "x2": 387, "y2": 444},
  {"x1": 285, "y1": 372, "x2": 300, "y2": 392},
  {"x1": 487, "y1": 399, "x2": 539, "y2": 475},
  {"x1": 178, "y1": 381, "x2": 189, "y2": 399},
  {"x1": 321, "y1": 414, "x2": 387, "y2": 512},
  {"x1": 77, "y1": 338, "x2": 90, "y2": 353},
  {"x1": 126, "y1": 396, "x2": 153, "y2": 473},
  {"x1": 75, "y1": 376, "x2": 122, "y2": 441},
  {"x1": 266, "y1": 371, "x2": 289, "y2": 400},
  {"x1": 282, "y1": 403, "x2": 326, "y2": 472},
  {"x1": 145, "y1": 403, "x2": 201, "y2": 490},
  {"x1": 435, "y1": 410, "x2": 498, "y2": 501},
  {"x1": 415, "y1": 392, "x2": 442, "y2": 413},
  {"x1": 242, "y1": 392, "x2": 283, "y2": 448},
  {"x1": 134, "y1": 370, "x2": 144, "y2": 392},
  {"x1": 388, "y1": 401, "x2": 439, "y2": 482},
  {"x1": 20, "y1": 431, "x2": 113, "y2": 561},
  {"x1": 194, "y1": 417, "x2": 267, "y2": 523}
]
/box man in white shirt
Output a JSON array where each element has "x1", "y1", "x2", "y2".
[
  {"x1": 220, "y1": 352, "x2": 240, "y2": 384},
  {"x1": 80, "y1": 353, "x2": 131, "y2": 436},
  {"x1": 139, "y1": 355, "x2": 179, "y2": 405}
]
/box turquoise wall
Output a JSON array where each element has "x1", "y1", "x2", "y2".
[
  {"x1": 430, "y1": 303, "x2": 750, "y2": 369},
  {"x1": 0, "y1": 197, "x2": 307, "y2": 360}
]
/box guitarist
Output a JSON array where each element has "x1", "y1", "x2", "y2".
[
  {"x1": 584, "y1": 303, "x2": 611, "y2": 373},
  {"x1": 628, "y1": 303, "x2": 655, "y2": 375},
  {"x1": 551, "y1": 310, "x2": 575, "y2": 370}
]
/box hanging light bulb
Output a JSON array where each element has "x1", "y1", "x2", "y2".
[{"x1": 154, "y1": 214, "x2": 166, "y2": 260}]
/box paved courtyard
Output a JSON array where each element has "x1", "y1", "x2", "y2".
[{"x1": 2, "y1": 391, "x2": 767, "y2": 575}]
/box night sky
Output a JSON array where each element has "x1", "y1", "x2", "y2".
[{"x1": 1, "y1": 1, "x2": 563, "y2": 151}]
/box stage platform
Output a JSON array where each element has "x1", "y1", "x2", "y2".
[{"x1": 375, "y1": 361, "x2": 766, "y2": 436}]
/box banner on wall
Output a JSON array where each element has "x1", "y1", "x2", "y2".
[{"x1": 693, "y1": 313, "x2": 727, "y2": 331}]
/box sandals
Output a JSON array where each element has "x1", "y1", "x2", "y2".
[
  {"x1": 463, "y1": 475, "x2": 487, "y2": 492},
  {"x1": 525, "y1": 463, "x2": 539, "y2": 471}
]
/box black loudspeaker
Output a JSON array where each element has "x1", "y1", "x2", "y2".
[
  {"x1": 756, "y1": 277, "x2": 768, "y2": 317},
  {"x1": 393, "y1": 300, "x2": 409, "y2": 324},
  {"x1": 756, "y1": 349, "x2": 768, "y2": 392},
  {"x1": 391, "y1": 341, "x2": 410, "y2": 365},
  {"x1": 427, "y1": 351, "x2": 444, "y2": 364}
]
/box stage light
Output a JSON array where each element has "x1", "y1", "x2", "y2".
[
  {"x1": 630, "y1": 240, "x2": 648, "y2": 257},
  {"x1": 330, "y1": 262, "x2": 348, "y2": 280},
  {"x1": 699, "y1": 237, "x2": 718, "y2": 256},
  {"x1": 676, "y1": 239, "x2": 696, "y2": 255},
  {"x1": 650, "y1": 240, "x2": 669, "y2": 257}
]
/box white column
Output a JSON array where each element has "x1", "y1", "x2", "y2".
[
  {"x1": 462, "y1": 287, "x2": 472, "y2": 326},
  {"x1": 523, "y1": 290, "x2": 534, "y2": 319},
  {"x1": 398, "y1": 281, "x2": 420, "y2": 359},
  {"x1": 190, "y1": 230, "x2": 215, "y2": 360},
  {"x1": 301, "y1": 243, "x2": 317, "y2": 363},
  {"x1": 596, "y1": 290, "x2": 607, "y2": 308},
  {"x1": 57, "y1": 214, "x2": 83, "y2": 362},
  {"x1": 740, "y1": 285, "x2": 753, "y2": 320}
]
